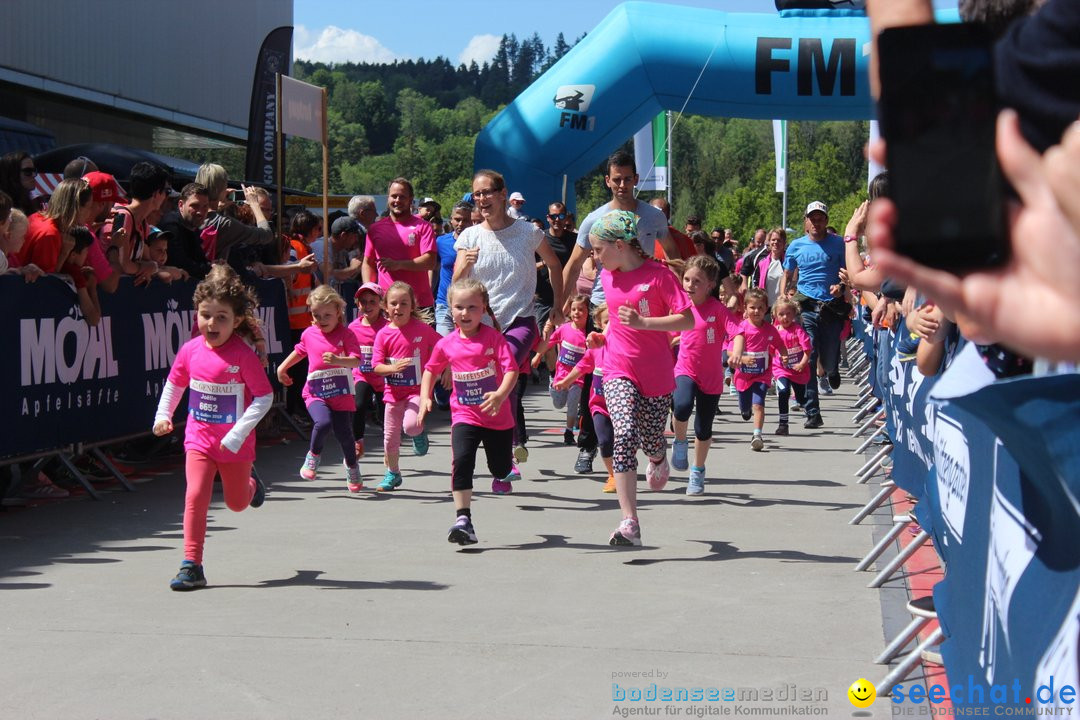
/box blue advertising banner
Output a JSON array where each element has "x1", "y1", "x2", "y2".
[{"x1": 1, "y1": 275, "x2": 290, "y2": 459}]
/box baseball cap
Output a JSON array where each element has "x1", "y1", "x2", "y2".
[
  {"x1": 805, "y1": 201, "x2": 828, "y2": 217},
  {"x1": 331, "y1": 216, "x2": 361, "y2": 236},
  {"x1": 355, "y1": 281, "x2": 384, "y2": 300},
  {"x1": 84, "y1": 172, "x2": 124, "y2": 203},
  {"x1": 509, "y1": 191, "x2": 525, "y2": 202},
  {"x1": 146, "y1": 229, "x2": 174, "y2": 243}
]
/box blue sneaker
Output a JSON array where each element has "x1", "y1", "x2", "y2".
[
  {"x1": 448, "y1": 515, "x2": 478, "y2": 545},
  {"x1": 377, "y1": 469, "x2": 403, "y2": 491},
  {"x1": 412, "y1": 431, "x2": 429, "y2": 457},
  {"x1": 170, "y1": 560, "x2": 206, "y2": 591},
  {"x1": 671, "y1": 439, "x2": 689, "y2": 471},
  {"x1": 686, "y1": 466, "x2": 705, "y2": 496}
]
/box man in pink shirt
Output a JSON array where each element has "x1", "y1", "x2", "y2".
[{"x1": 361, "y1": 177, "x2": 437, "y2": 309}]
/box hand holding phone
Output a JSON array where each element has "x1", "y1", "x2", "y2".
[{"x1": 877, "y1": 22, "x2": 1008, "y2": 272}]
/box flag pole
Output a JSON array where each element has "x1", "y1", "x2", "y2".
[
  {"x1": 275, "y1": 72, "x2": 284, "y2": 246},
  {"x1": 321, "y1": 87, "x2": 330, "y2": 286}
]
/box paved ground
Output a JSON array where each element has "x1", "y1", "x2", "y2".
[{"x1": 0, "y1": 378, "x2": 904, "y2": 720}]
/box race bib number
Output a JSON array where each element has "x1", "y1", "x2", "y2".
[
  {"x1": 386, "y1": 355, "x2": 421, "y2": 387},
  {"x1": 453, "y1": 363, "x2": 499, "y2": 406},
  {"x1": 558, "y1": 340, "x2": 586, "y2": 368},
  {"x1": 782, "y1": 346, "x2": 805, "y2": 370},
  {"x1": 188, "y1": 379, "x2": 245, "y2": 424},
  {"x1": 306, "y1": 367, "x2": 355, "y2": 399},
  {"x1": 742, "y1": 351, "x2": 768, "y2": 375},
  {"x1": 592, "y1": 368, "x2": 605, "y2": 399},
  {"x1": 358, "y1": 345, "x2": 374, "y2": 373}
]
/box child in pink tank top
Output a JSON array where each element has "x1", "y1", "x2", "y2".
[
  {"x1": 531, "y1": 294, "x2": 589, "y2": 445},
  {"x1": 347, "y1": 282, "x2": 387, "y2": 461},
  {"x1": 418, "y1": 279, "x2": 520, "y2": 546},
  {"x1": 277, "y1": 286, "x2": 363, "y2": 491},
  {"x1": 728, "y1": 288, "x2": 787, "y2": 451},
  {"x1": 771, "y1": 297, "x2": 812, "y2": 435}
]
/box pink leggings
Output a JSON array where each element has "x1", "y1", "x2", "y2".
[
  {"x1": 184, "y1": 451, "x2": 255, "y2": 564},
  {"x1": 383, "y1": 395, "x2": 423, "y2": 454}
]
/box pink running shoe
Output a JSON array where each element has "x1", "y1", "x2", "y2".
[
  {"x1": 609, "y1": 517, "x2": 642, "y2": 546},
  {"x1": 300, "y1": 452, "x2": 320, "y2": 480},
  {"x1": 646, "y1": 456, "x2": 670, "y2": 491}
]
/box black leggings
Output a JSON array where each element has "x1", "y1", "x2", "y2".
[
  {"x1": 352, "y1": 381, "x2": 383, "y2": 439},
  {"x1": 776, "y1": 377, "x2": 807, "y2": 416},
  {"x1": 673, "y1": 375, "x2": 721, "y2": 441},
  {"x1": 576, "y1": 373, "x2": 597, "y2": 451},
  {"x1": 592, "y1": 412, "x2": 614, "y2": 459},
  {"x1": 451, "y1": 424, "x2": 514, "y2": 491}
]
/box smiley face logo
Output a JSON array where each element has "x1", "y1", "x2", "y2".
[{"x1": 848, "y1": 679, "x2": 876, "y2": 708}]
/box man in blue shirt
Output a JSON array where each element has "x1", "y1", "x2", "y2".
[{"x1": 780, "y1": 201, "x2": 848, "y2": 428}]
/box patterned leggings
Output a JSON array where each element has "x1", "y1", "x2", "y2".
[{"x1": 605, "y1": 378, "x2": 671, "y2": 474}]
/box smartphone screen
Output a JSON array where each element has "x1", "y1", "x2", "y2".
[{"x1": 878, "y1": 23, "x2": 1008, "y2": 272}]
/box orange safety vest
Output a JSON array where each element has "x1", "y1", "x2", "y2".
[{"x1": 287, "y1": 237, "x2": 314, "y2": 330}]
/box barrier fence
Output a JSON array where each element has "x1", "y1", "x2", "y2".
[
  {"x1": 1, "y1": 274, "x2": 290, "y2": 460},
  {"x1": 851, "y1": 316, "x2": 1080, "y2": 702}
]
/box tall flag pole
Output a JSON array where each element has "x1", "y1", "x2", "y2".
[{"x1": 773, "y1": 119, "x2": 788, "y2": 228}]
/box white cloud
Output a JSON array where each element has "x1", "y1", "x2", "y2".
[
  {"x1": 458, "y1": 34, "x2": 502, "y2": 67},
  {"x1": 294, "y1": 24, "x2": 398, "y2": 64}
]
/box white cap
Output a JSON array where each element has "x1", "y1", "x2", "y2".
[
  {"x1": 805, "y1": 201, "x2": 828, "y2": 217},
  {"x1": 509, "y1": 191, "x2": 525, "y2": 202}
]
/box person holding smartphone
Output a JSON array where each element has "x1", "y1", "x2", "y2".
[{"x1": 778, "y1": 201, "x2": 847, "y2": 429}]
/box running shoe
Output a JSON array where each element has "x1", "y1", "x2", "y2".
[
  {"x1": 819, "y1": 376, "x2": 833, "y2": 395},
  {"x1": 299, "y1": 452, "x2": 320, "y2": 480},
  {"x1": 377, "y1": 469, "x2": 403, "y2": 491},
  {"x1": 412, "y1": 431, "x2": 429, "y2": 457},
  {"x1": 563, "y1": 429, "x2": 575, "y2": 446},
  {"x1": 609, "y1": 517, "x2": 642, "y2": 547},
  {"x1": 574, "y1": 447, "x2": 596, "y2": 474},
  {"x1": 686, "y1": 467, "x2": 705, "y2": 496},
  {"x1": 448, "y1": 515, "x2": 478, "y2": 545},
  {"x1": 775, "y1": 423, "x2": 789, "y2": 436},
  {"x1": 671, "y1": 439, "x2": 689, "y2": 471},
  {"x1": 646, "y1": 456, "x2": 670, "y2": 491},
  {"x1": 250, "y1": 468, "x2": 266, "y2": 508},
  {"x1": 750, "y1": 434, "x2": 764, "y2": 451},
  {"x1": 602, "y1": 474, "x2": 617, "y2": 493},
  {"x1": 170, "y1": 560, "x2": 206, "y2": 591},
  {"x1": 346, "y1": 463, "x2": 362, "y2": 493}
]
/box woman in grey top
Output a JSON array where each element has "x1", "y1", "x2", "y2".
[{"x1": 453, "y1": 169, "x2": 566, "y2": 460}]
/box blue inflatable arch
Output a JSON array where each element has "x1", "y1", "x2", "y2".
[{"x1": 476, "y1": 1, "x2": 883, "y2": 213}]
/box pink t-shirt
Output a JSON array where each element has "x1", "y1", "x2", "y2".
[
  {"x1": 574, "y1": 346, "x2": 609, "y2": 419},
  {"x1": 772, "y1": 322, "x2": 814, "y2": 384},
  {"x1": 363, "y1": 215, "x2": 436, "y2": 307},
  {"x1": 167, "y1": 334, "x2": 272, "y2": 463},
  {"x1": 85, "y1": 229, "x2": 114, "y2": 282},
  {"x1": 372, "y1": 317, "x2": 441, "y2": 401},
  {"x1": 424, "y1": 323, "x2": 517, "y2": 430},
  {"x1": 348, "y1": 315, "x2": 388, "y2": 392},
  {"x1": 674, "y1": 296, "x2": 737, "y2": 395},
  {"x1": 293, "y1": 323, "x2": 362, "y2": 411},
  {"x1": 549, "y1": 322, "x2": 588, "y2": 386},
  {"x1": 732, "y1": 319, "x2": 787, "y2": 391},
  {"x1": 600, "y1": 260, "x2": 691, "y2": 397}
]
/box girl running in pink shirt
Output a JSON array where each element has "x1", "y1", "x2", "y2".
[
  {"x1": 153, "y1": 268, "x2": 273, "y2": 591},
  {"x1": 372, "y1": 281, "x2": 441, "y2": 491},
  {"x1": 671, "y1": 255, "x2": 738, "y2": 495},
  {"x1": 277, "y1": 286, "x2": 363, "y2": 491},
  {"x1": 590, "y1": 211, "x2": 693, "y2": 546},
  {"x1": 531, "y1": 294, "x2": 589, "y2": 446},
  {"x1": 418, "y1": 279, "x2": 519, "y2": 545},
  {"x1": 347, "y1": 282, "x2": 387, "y2": 460},
  {"x1": 728, "y1": 288, "x2": 787, "y2": 451},
  {"x1": 771, "y1": 297, "x2": 812, "y2": 435},
  {"x1": 553, "y1": 303, "x2": 615, "y2": 492}
]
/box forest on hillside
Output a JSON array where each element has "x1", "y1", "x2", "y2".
[{"x1": 169, "y1": 32, "x2": 869, "y2": 242}]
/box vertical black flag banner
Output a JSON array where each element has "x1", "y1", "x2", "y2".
[{"x1": 245, "y1": 26, "x2": 293, "y2": 185}]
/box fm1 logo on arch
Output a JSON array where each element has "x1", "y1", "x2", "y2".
[{"x1": 554, "y1": 84, "x2": 597, "y2": 132}]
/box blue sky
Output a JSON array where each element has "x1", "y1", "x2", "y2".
[{"x1": 293, "y1": 0, "x2": 955, "y2": 67}]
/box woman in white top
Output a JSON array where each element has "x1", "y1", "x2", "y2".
[
  {"x1": 759, "y1": 227, "x2": 788, "y2": 310},
  {"x1": 453, "y1": 169, "x2": 566, "y2": 450}
]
